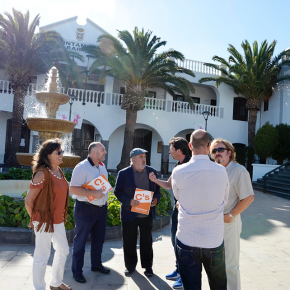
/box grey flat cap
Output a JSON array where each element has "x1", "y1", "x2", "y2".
[{"x1": 130, "y1": 148, "x2": 148, "y2": 158}]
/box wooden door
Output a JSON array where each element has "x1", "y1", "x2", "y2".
[
  {"x1": 71, "y1": 123, "x2": 95, "y2": 161},
  {"x1": 4, "y1": 119, "x2": 30, "y2": 163},
  {"x1": 133, "y1": 129, "x2": 152, "y2": 165}
]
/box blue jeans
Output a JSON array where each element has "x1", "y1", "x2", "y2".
[
  {"x1": 171, "y1": 206, "x2": 179, "y2": 270},
  {"x1": 176, "y1": 238, "x2": 227, "y2": 290}
]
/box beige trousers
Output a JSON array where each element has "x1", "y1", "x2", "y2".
[
  {"x1": 224, "y1": 214, "x2": 242, "y2": 290},
  {"x1": 33, "y1": 222, "x2": 69, "y2": 290}
]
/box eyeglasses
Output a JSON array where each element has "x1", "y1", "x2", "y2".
[
  {"x1": 56, "y1": 150, "x2": 64, "y2": 155},
  {"x1": 212, "y1": 147, "x2": 228, "y2": 154}
]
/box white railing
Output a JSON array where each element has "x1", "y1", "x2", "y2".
[
  {"x1": 0, "y1": 80, "x2": 12, "y2": 94},
  {"x1": 67, "y1": 88, "x2": 105, "y2": 105},
  {"x1": 144, "y1": 97, "x2": 166, "y2": 110},
  {"x1": 111, "y1": 93, "x2": 123, "y2": 106},
  {"x1": 175, "y1": 59, "x2": 221, "y2": 75},
  {"x1": 172, "y1": 101, "x2": 220, "y2": 117},
  {"x1": 0, "y1": 81, "x2": 223, "y2": 118}
]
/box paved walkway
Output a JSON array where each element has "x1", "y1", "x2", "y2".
[{"x1": 1, "y1": 190, "x2": 290, "y2": 290}]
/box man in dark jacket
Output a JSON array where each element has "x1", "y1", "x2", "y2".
[{"x1": 114, "y1": 148, "x2": 161, "y2": 277}]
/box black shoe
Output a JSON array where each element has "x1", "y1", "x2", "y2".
[
  {"x1": 124, "y1": 268, "x2": 135, "y2": 276},
  {"x1": 144, "y1": 268, "x2": 154, "y2": 277},
  {"x1": 91, "y1": 264, "x2": 110, "y2": 274},
  {"x1": 73, "y1": 273, "x2": 86, "y2": 283}
]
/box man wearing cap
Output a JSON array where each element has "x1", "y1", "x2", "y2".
[{"x1": 114, "y1": 148, "x2": 161, "y2": 277}]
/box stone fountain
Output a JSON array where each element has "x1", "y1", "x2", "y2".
[{"x1": 16, "y1": 67, "x2": 81, "y2": 167}]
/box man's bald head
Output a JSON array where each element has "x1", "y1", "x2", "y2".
[{"x1": 190, "y1": 129, "x2": 210, "y2": 151}]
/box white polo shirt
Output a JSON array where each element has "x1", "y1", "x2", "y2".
[
  {"x1": 172, "y1": 155, "x2": 229, "y2": 248},
  {"x1": 70, "y1": 157, "x2": 109, "y2": 206}
]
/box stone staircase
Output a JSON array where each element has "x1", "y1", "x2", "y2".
[{"x1": 252, "y1": 164, "x2": 290, "y2": 200}]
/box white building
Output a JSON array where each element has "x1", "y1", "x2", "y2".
[{"x1": 0, "y1": 17, "x2": 287, "y2": 172}]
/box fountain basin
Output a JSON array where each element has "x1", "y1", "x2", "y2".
[
  {"x1": 26, "y1": 118, "x2": 76, "y2": 142},
  {"x1": 16, "y1": 153, "x2": 81, "y2": 168},
  {"x1": 36, "y1": 92, "x2": 70, "y2": 104}
]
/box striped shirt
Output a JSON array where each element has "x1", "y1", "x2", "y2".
[{"x1": 172, "y1": 155, "x2": 229, "y2": 248}]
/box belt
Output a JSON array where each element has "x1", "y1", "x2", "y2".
[{"x1": 78, "y1": 200, "x2": 107, "y2": 207}]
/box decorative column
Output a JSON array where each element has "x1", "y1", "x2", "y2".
[
  {"x1": 161, "y1": 145, "x2": 170, "y2": 175},
  {"x1": 101, "y1": 140, "x2": 109, "y2": 168}
]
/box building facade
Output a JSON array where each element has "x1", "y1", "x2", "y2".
[{"x1": 0, "y1": 17, "x2": 287, "y2": 171}]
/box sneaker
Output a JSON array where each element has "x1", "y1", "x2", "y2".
[
  {"x1": 165, "y1": 269, "x2": 180, "y2": 280},
  {"x1": 173, "y1": 276, "x2": 183, "y2": 289}
]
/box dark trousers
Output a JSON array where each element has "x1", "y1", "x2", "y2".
[
  {"x1": 171, "y1": 206, "x2": 179, "y2": 270},
  {"x1": 72, "y1": 200, "x2": 107, "y2": 275},
  {"x1": 122, "y1": 215, "x2": 153, "y2": 270},
  {"x1": 176, "y1": 238, "x2": 227, "y2": 290}
]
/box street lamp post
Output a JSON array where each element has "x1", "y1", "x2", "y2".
[
  {"x1": 69, "y1": 94, "x2": 76, "y2": 121},
  {"x1": 202, "y1": 111, "x2": 211, "y2": 131}
]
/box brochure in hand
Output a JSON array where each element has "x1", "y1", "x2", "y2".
[
  {"x1": 81, "y1": 174, "x2": 112, "y2": 203},
  {"x1": 131, "y1": 188, "x2": 154, "y2": 215}
]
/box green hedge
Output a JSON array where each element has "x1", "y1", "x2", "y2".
[{"x1": 0, "y1": 170, "x2": 172, "y2": 229}]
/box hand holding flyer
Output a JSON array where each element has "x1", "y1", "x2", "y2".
[
  {"x1": 131, "y1": 188, "x2": 154, "y2": 215},
  {"x1": 81, "y1": 174, "x2": 112, "y2": 203}
]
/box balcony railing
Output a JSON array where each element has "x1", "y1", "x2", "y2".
[
  {"x1": 175, "y1": 59, "x2": 221, "y2": 75},
  {"x1": 172, "y1": 101, "x2": 221, "y2": 117},
  {"x1": 0, "y1": 81, "x2": 223, "y2": 118}
]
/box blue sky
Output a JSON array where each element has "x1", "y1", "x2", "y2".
[{"x1": 3, "y1": 0, "x2": 290, "y2": 63}]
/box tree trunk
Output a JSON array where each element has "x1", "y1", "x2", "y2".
[
  {"x1": 5, "y1": 88, "x2": 26, "y2": 166},
  {"x1": 247, "y1": 108, "x2": 258, "y2": 174},
  {"x1": 117, "y1": 109, "x2": 138, "y2": 171}
]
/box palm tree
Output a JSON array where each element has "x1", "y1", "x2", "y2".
[
  {"x1": 199, "y1": 40, "x2": 290, "y2": 171},
  {"x1": 83, "y1": 27, "x2": 196, "y2": 170},
  {"x1": 0, "y1": 9, "x2": 83, "y2": 166}
]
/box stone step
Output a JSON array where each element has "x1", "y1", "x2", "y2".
[
  {"x1": 252, "y1": 182, "x2": 290, "y2": 200},
  {"x1": 270, "y1": 174, "x2": 290, "y2": 180},
  {"x1": 258, "y1": 177, "x2": 290, "y2": 186},
  {"x1": 264, "y1": 184, "x2": 290, "y2": 194}
]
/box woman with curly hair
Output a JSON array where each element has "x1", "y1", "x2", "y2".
[{"x1": 25, "y1": 138, "x2": 71, "y2": 290}]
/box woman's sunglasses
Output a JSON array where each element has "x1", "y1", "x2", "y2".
[
  {"x1": 56, "y1": 150, "x2": 64, "y2": 155},
  {"x1": 212, "y1": 148, "x2": 228, "y2": 154}
]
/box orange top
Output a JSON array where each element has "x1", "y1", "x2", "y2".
[{"x1": 30, "y1": 175, "x2": 69, "y2": 224}]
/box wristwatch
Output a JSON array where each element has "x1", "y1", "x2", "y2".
[{"x1": 228, "y1": 212, "x2": 235, "y2": 221}]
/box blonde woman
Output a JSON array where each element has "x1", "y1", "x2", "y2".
[{"x1": 25, "y1": 139, "x2": 71, "y2": 290}]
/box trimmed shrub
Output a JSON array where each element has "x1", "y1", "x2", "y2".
[
  {"x1": 0, "y1": 171, "x2": 171, "y2": 229},
  {"x1": 272, "y1": 124, "x2": 290, "y2": 165},
  {"x1": 254, "y1": 122, "x2": 278, "y2": 160}
]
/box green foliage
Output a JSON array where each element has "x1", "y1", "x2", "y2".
[
  {"x1": 108, "y1": 174, "x2": 116, "y2": 188},
  {"x1": 64, "y1": 171, "x2": 72, "y2": 182},
  {"x1": 0, "y1": 192, "x2": 30, "y2": 228},
  {"x1": 272, "y1": 123, "x2": 290, "y2": 165},
  {"x1": 0, "y1": 173, "x2": 171, "y2": 229},
  {"x1": 156, "y1": 188, "x2": 172, "y2": 216},
  {"x1": 254, "y1": 122, "x2": 279, "y2": 160},
  {"x1": 64, "y1": 196, "x2": 76, "y2": 230},
  {"x1": 107, "y1": 192, "x2": 121, "y2": 226},
  {"x1": 0, "y1": 167, "x2": 33, "y2": 180},
  {"x1": 83, "y1": 28, "x2": 196, "y2": 108}
]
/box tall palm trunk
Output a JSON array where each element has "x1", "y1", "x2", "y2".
[
  {"x1": 117, "y1": 109, "x2": 137, "y2": 171},
  {"x1": 247, "y1": 108, "x2": 258, "y2": 174},
  {"x1": 5, "y1": 87, "x2": 26, "y2": 166}
]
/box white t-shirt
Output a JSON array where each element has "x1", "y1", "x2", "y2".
[
  {"x1": 70, "y1": 158, "x2": 109, "y2": 206},
  {"x1": 172, "y1": 155, "x2": 229, "y2": 248}
]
